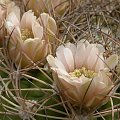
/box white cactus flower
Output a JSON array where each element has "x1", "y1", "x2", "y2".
[
  {"x1": 5, "y1": 8, "x2": 57, "y2": 68},
  {"x1": 47, "y1": 40, "x2": 118, "y2": 113}
]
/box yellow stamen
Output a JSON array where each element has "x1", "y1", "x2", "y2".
[
  {"x1": 21, "y1": 29, "x2": 34, "y2": 41},
  {"x1": 69, "y1": 67, "x2": 96, "y2": 78}
]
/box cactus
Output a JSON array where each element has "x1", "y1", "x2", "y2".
[{"x1": 0, "y1": 0, "x2": 120, "y2": 120}]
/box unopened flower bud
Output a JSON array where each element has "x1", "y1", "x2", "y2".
[{"x1": 23, "y1": 0, "x2": 68, "y2": 16}]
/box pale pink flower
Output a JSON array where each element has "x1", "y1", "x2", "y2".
[
  {"x1": 47, "y1": 40, "x2": 118, "y2": 112},
  {"x1": 5, "y1": 9, "x2": 57, "y2": 68}
]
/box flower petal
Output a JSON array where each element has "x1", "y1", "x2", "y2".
[
  {"x1": 6, "y1": 11, "x2": 20, "y2": 27},
  {"x1": 86, "y1": 47, "x2": 98, "y2": 70},
  {"x1": 38, "y1": 13, "x2": 57, "y2": 35},
  {"x1": 48, "y1": 16, "x2": 57, "y2": 34},
  {"x1": 22, "y1": 38, "x2": 40, "y2": 60},
  {"x1": 56, "y1": 45, "x2": 69, "y2": 72},
  {"x1": 65, "y1": 42, "x2": 76, "y2": 56},
  {"x1": 84, "y1": 71, "x2": 113, "y2": 107},
  {"x1": 105, "y1": 54, "x2": 118, "y2": 70},
  {"x1": 84, "y1": 44, "x2": 95, "y2": 67},
  {"x1": 47, "y1": 55, "x2": 56, "y2": 68},
  {"x1": 58, "y1": 77, "x2": 80, "y2": 103},
  {"x1": 5, "y1": 20, "x2": 21, "y2": 42},
  {"x1": 47, "y1": 55, "x2": 66, "y2": 71},
  {"x1": 75, "y1": 43, "x2": 86, "y2": 68},
  {"x1": 21, "y1": 10, "x2": 36, "y2": 30},
  {"x1": 96, "y1": 44, "x2": 105, "y2": 53},
  {"x1": 77, "y1": 39, "x2": 89, "y2": 47},
  {"x1": 55, "y1": 58, "x2": 67, "y2": 71},
  {"x1": 38, "y1": 13, "x2": 49, "y2": 28},
  {"x1": 32, "y1": 21, "x2": 43, "y2": 40},
  {"x1": 7, "y1": 2, "x2": 20, "y2": 22},
  {"x1": 95, "y1": 54, "x2": 105, "y2": 72},
  {"x1": 63, "y1": 48, "x2": 74, "y2": 72},
  {"x1": 34, "y1": 40, "x2": 48, "y2": 62}
]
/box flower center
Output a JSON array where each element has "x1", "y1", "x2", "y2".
[
  {"x1": 69, "y1": 67, "x2": 96, "y2": 78},
  {"x1": 21, "y1": 29, "x2": 34, "y2": 41}
]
